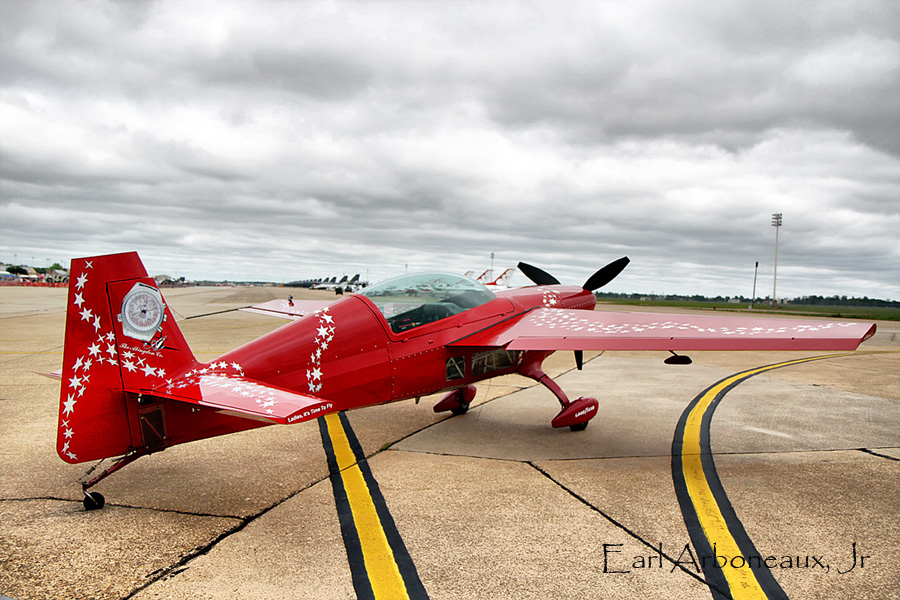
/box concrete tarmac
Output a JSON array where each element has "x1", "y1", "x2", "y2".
[{"x1": 1, "y1": 286, "x2": 897, "y2": 599}]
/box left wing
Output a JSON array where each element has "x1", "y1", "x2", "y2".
[
  {"x1": 449, "y1": 308, "x2": 876, "y2": 352},
  {"x1": 241, "y1": 298, "x2": 334, "y2": 320}
]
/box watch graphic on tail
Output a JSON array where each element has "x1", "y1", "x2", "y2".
[{"x1": 119, "y1": 282, "x2": 166, "y2": 344}]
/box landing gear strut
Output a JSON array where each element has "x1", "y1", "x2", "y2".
[
  {"x1": 519, "y1": 352, "x2": 598, "y2": 431},
  {"x1": 78, "y1": 450, "x2": 146, "y2": 510}
]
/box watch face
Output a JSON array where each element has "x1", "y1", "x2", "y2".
[{"x1": 123, "y1": 288, "x2": 164, "y2": 332}]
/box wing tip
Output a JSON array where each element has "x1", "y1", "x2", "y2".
[{"x1": 860, "y1": 323, "x2": 877, "y2": 344}]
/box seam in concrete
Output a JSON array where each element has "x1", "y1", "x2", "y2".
[
  {"x1": 527, "y1": 461, "x2": 722, "y2": 594},
  {"x1": 120, "y1": 476, "x2": 328, "y2": 600},
  {"x1": 390, "y1": 445, "x2": 900, "y2": 463}
]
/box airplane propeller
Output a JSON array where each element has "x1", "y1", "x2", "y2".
[
  {"x1": 517, "y1": 256, "x2": 630, "y2": 290},
  {"x1": 517, "y1": 256, "x2": 630, "y2": 371}
]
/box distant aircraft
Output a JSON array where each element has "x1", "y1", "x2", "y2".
[
  {"x1": 56, "y1": 252, "x2": 875, "y2": 509},
  {"x1": 313, "y1": 274, "x2": 361, "y2": 294},
  {"x1": 313, "y1": 275, "x2": 345, "y2": 290},
  {"x1": 464, "y1": 267, "x2": 516, "y2": 290}
]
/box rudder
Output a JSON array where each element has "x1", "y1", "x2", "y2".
[{"x1": 58, "y1": 252, "x2": 197, "y2": 463}]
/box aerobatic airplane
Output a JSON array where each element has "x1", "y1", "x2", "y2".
[{"x1": 56, "y1": 252, "x2": 875, "y2": 509}]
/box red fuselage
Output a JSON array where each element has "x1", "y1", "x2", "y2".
[{"x1": 217, "y1": 285, "x2": 596, "y2": 410}]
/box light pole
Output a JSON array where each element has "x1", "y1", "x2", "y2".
[
  {"x1": 751, "y1": 261, "x2": 758, "y2": 309},
  {"x1": 771, "y1": 212, "x2": 782, "y2": 309}
]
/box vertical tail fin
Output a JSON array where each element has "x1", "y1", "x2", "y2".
[{"x1": 58, "y1": 252, "x2": 197, "y2": 463}]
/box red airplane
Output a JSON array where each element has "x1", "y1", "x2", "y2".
[{"x1": 57, "y1": 252, "x2": 875, "y2": 509}]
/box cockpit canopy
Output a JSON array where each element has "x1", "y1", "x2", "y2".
[{"x1": 359, "y1": 272, "x2": 496, "y2": 333}]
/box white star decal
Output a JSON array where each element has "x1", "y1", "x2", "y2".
[
  {"x1": 74, "y1": 292, "x2": 84, "y2": 307},
  {"x1": 76, "y1": 273, "x2": 88, "y2": 289},
  {"x1": 63, "y1": 395, "x2": 77, "y2": 415}
]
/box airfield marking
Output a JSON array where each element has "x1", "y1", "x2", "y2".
[
  {"x1": 672, "y1": 353, "x2": 858, "y2": 600},
  {"x1": 319, "y1": 411, "x2": 429, "y2": 600}
]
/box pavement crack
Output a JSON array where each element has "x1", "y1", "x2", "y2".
[
  {"x1": 0, "y1": 495, "x2": 248, "y2": 520},
  {"x1": 0, "y1": 495, "x2": 76, "y2": 504},
  {"x1": 105, "y1": 503, "x2": 246, "y2": 520},
  {"x1": 858, "y1": 447, "x2": 900, "y2": 461},
  {"x1": 120, "y1": 475, "x2": 329, "y2": 600},
  {"x1": 526, "y1": 461, "x2": 716, "y2": 591}
]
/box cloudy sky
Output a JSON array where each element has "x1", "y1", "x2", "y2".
[{"x1": 2, "y1": 0, "x2": 898, "y2": 299}]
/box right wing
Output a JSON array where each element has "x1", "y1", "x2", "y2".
[{"x1": 449, "y1": 308, "x2": 877, "y2": 352}]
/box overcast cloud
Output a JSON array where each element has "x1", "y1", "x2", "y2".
[{"x1": 2, "y1": 0, "x2": 898, "y2": 299}]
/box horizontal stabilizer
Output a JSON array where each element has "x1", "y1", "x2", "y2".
[
  {"x1": 450, "y1": 308, "x2": 876, "y2": 352},
  {"x1": 36, "y1": 369, "x2": 63, "y2": 380},
  {"x1": 152, "y1": 370, "x2": 335, "y2": 425},
  {"x1": 241, "y1": 298, "x2": 334, "y2": 320}
]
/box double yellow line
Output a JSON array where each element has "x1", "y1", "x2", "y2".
[
  {"x1": 674, "y1": 353, "x2": 857, "y2": 599},
  {"x1": 319, "y1": 412, "x2": 429, "y2": 600}
]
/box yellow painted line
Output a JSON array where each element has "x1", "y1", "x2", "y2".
[
  {"x1": 681, "y1": 354, "x2": 858, "y2": 598},
  {"x1": 324, "y1": 412, "x2": 410, "y2": 600}
]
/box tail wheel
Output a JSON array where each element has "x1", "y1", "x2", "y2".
[{"x1": 83, "y1": 491, "x2": 105, "y2": 511}]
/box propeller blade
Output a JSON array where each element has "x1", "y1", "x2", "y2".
[
  {"x1": 517, "y1": 262, "x2": 560, "y2": 286},
  {"x1": 582, "y1": 256, "x2": 630, "y2": 291}
]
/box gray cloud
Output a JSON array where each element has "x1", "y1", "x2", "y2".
[{"x1": 1, "y1": 0, "x2": 898, "y2": 299}]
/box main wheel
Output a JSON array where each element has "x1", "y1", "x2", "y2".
[
  {"x1": 450, "y1": 404, "x2": 469, "y2": 416},
  {"x1": 569, "y1": 422, "x2": 588, "y2": 432},
  {"x1": 83, "y1": 491, "x2": 105, "y2": 511}
]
